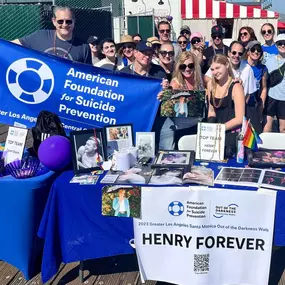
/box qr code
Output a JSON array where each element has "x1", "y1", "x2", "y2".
[{"x1": 194, "y1": 254, "x2": 209, "y2": 274}]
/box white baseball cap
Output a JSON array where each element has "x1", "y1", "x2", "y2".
[{"x1": 276, "y1": 33, "x2": 285, "y2": 43}]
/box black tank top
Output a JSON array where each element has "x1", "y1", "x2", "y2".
[{"x1": 210, "y1": 81, "x2": 238, "y2": 125}]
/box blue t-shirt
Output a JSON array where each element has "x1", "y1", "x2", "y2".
[
  {"x1": 250, "y1": 63, "x2": 267, "y2": 89},
  {"x1": 262, "y1": 44, "x2": 278, "y2": 55},
  {"x1": 265, "y1": 54, "x2": 285, "y2": 101}
]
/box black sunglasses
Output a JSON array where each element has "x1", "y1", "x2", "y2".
[
  {"x1": 57, "y1": 19, "x2": 73, "y2": 25},
  {"x1": 250, "y1": 47, "x2": 262, "y2": 53},
  {"x1": 240, "y1": 32, "x2": 248, "y2": 37},
  {"x1": 191, "y1": 38, "x2": 201, "y2": 44},
  {"x1": 262, "y1": 30, "x2": 272, "y2": 35},
  {"x1": 159, "y1": 29, "x2": 170, "y2": 34},
  {"x1": 277, "y1": 41, "x2": 285, "y2": 47},
  {"x1": 178, "y1": 40, "x2": 187, "y2": 44},
  {"x1": 212, "y1": 34, "x2": 222, "y2": 39},
  {"x1": 181, "y1": 30, "x2": 190, "y2": 35},
  {"x1": 123, "y1": 44, "x2": 135, "y2": 49},
  {"x1": 179, "y1": 63, "x2": 195, "y2": 70},
  {"x1": 160, "y1": 50, "x2": 175, "y2": 57},
  {"x1": 231, "y1": 51, "x2": 243, "y2": 56}
]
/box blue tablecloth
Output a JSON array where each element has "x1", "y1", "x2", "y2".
[
  {"x1": 0, "y1": 170, "x2": 55, "y2": 280},
  {"x1": 38, "y1": 159, "x2": 285, "y2": 283}
]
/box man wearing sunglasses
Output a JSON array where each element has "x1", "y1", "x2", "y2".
[
  {"x1": 202, "y1": 25, "x2": 229, "y2": 74},
  {"x1": 263, "y1": 34, "x2": 285, "y2": 133},
  {"x1": 157, "y1": 21, "x2": 181, "y2": 61},
  {"x1": 12, "y1": 6, "x2": 91, "y2": 64}
]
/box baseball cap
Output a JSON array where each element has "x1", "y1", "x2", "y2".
[
  {"x1": 180, "y1": 25, "x2": 191, "y2": 34},
  {"x1": 247, "y1": 40, "x2": 261, "y2": 50},
  {"x1": 87, "y1": 36, "x2": 100, "y2": 45},
  {"x1": 135, "y1": 40, "x2": 154, "y2": 52},
  {"x1": 190, "y1": 32, "x2": 203, "y2": 41},
  {"x1": 276, "y1": 33, "x2": 285, "y2": 43},
  {"x1": 211, "y1": 25, "x2": 224, "y2": 35}
]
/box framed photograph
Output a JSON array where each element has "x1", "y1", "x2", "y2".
[
  {"x1": 149, "y1": 167, "x2": 184, "y2": 185},
  {"x1": 160, "y1": 89, "x2": 206, "y2": 118},
  {"x1": 70, "y1": 129, "x2": 105, "y2": 174},
  {"x1": 152, "y1": 150, "x2": 193, "y2": 172},
  {"x1": 260, "y1": 170, "x2": 285, "y2": 191},
  {"x1": 248, "y1": 149, "x2": 285, "y2": 168},
  {"x1": 136, "y1": 132, "x2": 155, "y2": 158},
  {"x1": 102, "y1": 185, "x2": 141, "y2": 218},
  {"x1": 104, "y1": 124, "x2": 133, "y2": 158}
]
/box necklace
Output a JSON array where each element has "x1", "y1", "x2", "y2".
[
  {"x1": 53, "y1": 31, "x2": 74, "y2": 59},
  {"x1": 212, "y1": 77, "x2": 232, "y2": 109}
]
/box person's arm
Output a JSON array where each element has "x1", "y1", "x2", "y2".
[
  {"x1": 112, "y1": 198, "x2": 120, "y2": 211},
  {"x1": 224, "y1": 83, "x2": 245, "y2": 131},
  {"x1": 207, "y1": 82, "x2": 216, "y2": 121},
  {"x1": 260, "y1": 71, "x2": 268, "y2": 108},
  {"x1": 174, "y1": 103, "x2": 179, "y2": 113},
  {"x1": 11, "y1": 39, "x2": 22, "y2": 45},
  {"x1": 185, "y1": 104, "x2": 188, "y2": 117}
]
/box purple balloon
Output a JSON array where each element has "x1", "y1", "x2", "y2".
[{"x1": 38, "y1": 135, "x2": 71, "y2": 171}]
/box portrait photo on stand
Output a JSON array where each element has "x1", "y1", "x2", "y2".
[
  {"x1": 70, "y1": 129, "x2": 105, "y2": 174},
  {"x1": 152, "y1": 150, "x2": 193, "y2": 171},
  {"x1": 160, "y1": 89, "x2": 205, "y2": 118},
  {"x1": 104, "y1": 124, "x2": 133, "y2": 158},
  {"x1": 101, "y1": 185, "x2": 141, "y2": 218},
  {"x1": 136, "y1": 132, "x2": 155, "y2": 158}
]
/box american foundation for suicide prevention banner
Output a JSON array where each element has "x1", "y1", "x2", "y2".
[
  {"x1": 134, "y1": 187, "x2": 276, "y2": 285},
  {"x1": 0, "y1": 39, "x2": 162, "y2": 133}
]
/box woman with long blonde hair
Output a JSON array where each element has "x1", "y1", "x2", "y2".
[
  {"x1": 158, "y1": 51, "x2": 205, "y2": 149},
  {"x1": 207, "y1": 54, "x2": 245, "y2": 152}
]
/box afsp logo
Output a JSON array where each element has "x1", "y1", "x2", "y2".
[{"x1": 6, "y1": 58, "x2": 54, "y2": 104}]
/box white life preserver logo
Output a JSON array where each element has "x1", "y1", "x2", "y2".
[{"x1": 6, "y1": 58, "x2": 54, "y2": 104}]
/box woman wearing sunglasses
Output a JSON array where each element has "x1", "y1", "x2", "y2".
[
  {"x1": 189, "y1": 32, "x2": 205, "y2": 64},
  {"x1": 238, "y1": 27, "x2": 257, "y2": 48},
  {"x1": 207, "y1": 54, "x2": 245, "y2": 151},
  {"x1": 261, "y1": 23, "x2": 278, "y2": 56},
  {"x1": 158, "y1": 43, "x2": 175, "y2": 82},
  {"x1": 177, "y1": 35, "x2": 188, "y2": 52},
  {"x1": 117, "y1": 35, "x2": 136, "y2": 67},
  {"x1": 246, "y1": 41, "x2": 268, "y2": 134},
  {"x1": 263, "y1": 34, "x2": 285, "y2": 133}
]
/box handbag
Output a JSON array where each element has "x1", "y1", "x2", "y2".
[{"x1": 268, "y1": 57, "x2": 285, "y2": 88}]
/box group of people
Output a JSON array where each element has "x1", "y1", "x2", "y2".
[{"x1": 11, "y1": 5, "x2": 285, "y2": 153}]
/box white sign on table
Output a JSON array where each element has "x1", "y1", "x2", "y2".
[
  {"x1": 4, "y1": 126, "x2": 28, "y2": 165},
  {"x1": 195, "y1": 122, "x2": 226, "y2": 161},
  {"x1": 134, "y1": 187, "x2": 276, "y2": 285}
]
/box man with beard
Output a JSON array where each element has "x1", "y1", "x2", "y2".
[{"x1": 202, "y1": 25, "x2": 229, "y2": 74}]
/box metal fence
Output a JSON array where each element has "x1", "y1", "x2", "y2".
[{"x1": 0, "y1": 1, "x2": 113, "y2": 41}]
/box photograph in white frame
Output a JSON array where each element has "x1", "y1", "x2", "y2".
[{"x1": 136, "y1": 132, "x2": 155, "y2": 158}]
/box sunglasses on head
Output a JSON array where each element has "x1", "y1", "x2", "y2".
[
  {"x1": 159, "y1": 50, "x2": 175, "y2": 57},
  {"x1": 231, "y1": 50, "x2": 243, "y2": 56},
  {"x1": 250, "y1": 46, "x2": 262, "y2": 53},
  {"x1": 57, "y1": 19, "x2": 73, "y2": 25},
  {"x1": 240, "y1": 32, "x2": 248, "y2": 37},
  {"x1": 212, "y1": 34, "x2": 222, "y2": 39},
  {"x1": 178, "y1": 40, "x2": 187, "y2": 44},
  {"x1": 277, "y1": 41, "x2": 285, "y2": 47},
  {"x1": 179, "y1": 63, "x2": 195, "y2": 70},
  {"x1": 262, "y1": 30, "x2": 272, "y2": 35},
  {"x1": 191, "y1": 38, "x2": 201, "y2": 44},
  {"x1": 159, "y1": 29, "x2": 170, "y2": 34},
  {"x1": 181, "y1": 30, "x2": 190, "y2": 34},
  {"x1": 123, "y1": 44, "x2": 134, "y2": 49}
]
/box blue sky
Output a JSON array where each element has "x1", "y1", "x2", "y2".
[{"x1": 235, "y1": 0, "x2": 284, "y2": 14}]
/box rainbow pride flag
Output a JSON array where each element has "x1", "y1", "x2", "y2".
[{"x1": 243, "y1": 121, "x2": 262, "y2": 150}]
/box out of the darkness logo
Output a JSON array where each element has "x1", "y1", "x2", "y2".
[
  {"x1": 213, "y1": 203, "x2": 238, "y2": 218},
  {"x1": 6, "y1": 58, "x2": 54, "y2": 104},
  {"x1": 168, "y1": 201, "x2": 184, "y2": 216}
]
